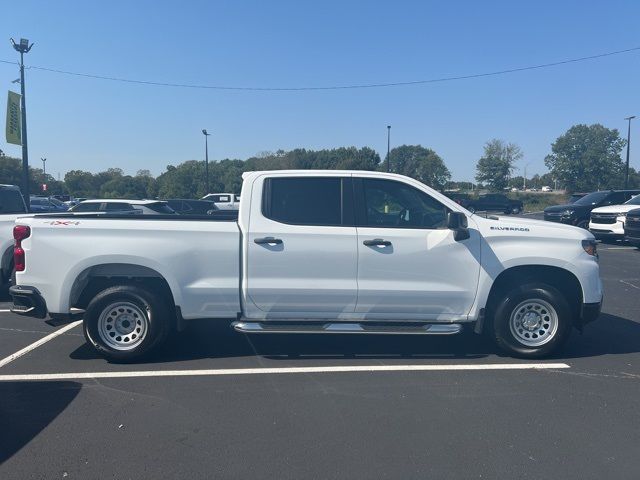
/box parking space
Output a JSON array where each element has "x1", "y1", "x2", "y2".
[{"x1": 1, "y1": 246, "x2": 639, "y2": 478}]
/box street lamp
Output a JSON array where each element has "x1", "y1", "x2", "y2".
[
  {"x1": 41, "y1": 158, "x2": 46, "y2": 175},
  {"x1": 202, "y1": 129, "x2": 211, "y2": 194},
  {"x1": 624, "y1": 116, "x2": 636, "y2": 189},
  {"x1": 386, "y1": 125, "x2": 391, "y2": 173},
  {"x1": 11, "y1": 37, "x2": 34, "y2": 205}
]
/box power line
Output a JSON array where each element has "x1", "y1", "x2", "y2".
[{"x1": 1, "y1": 46, "x2": 639, "y2": 91}]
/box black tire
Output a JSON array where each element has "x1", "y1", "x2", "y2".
[
  {"x1": 511, "y1": 207, "x2": 521, "y2": 215},
  {"x1": 83, "y1": 285, "x2": 172, "y2": 362},
  {"x1": 489, "y1": 283, "x2": 572, "y2": 358}
]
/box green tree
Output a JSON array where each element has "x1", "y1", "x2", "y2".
[
  {"x1": 387, "y1": 145, "x2": 450, "y2": 190},
  {"x1": 475, "y1": 139, "x2": 522, "y2": 191},
  {"x1": 544, "y1": 124, "x2": 626, "y2": 192}
]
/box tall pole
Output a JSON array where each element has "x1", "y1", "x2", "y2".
[
  {"x1": 386, "y1": 125, "x2": 391, "y2": 173},
  {"x1": 202, "y1": 129, "x2": 211, "y2": 194},
  {"x1": 624, "y1": 116, "x2": 636, "y2": 189},
  {"x1": 12, "y1": 39, "x2": 34, "y2": 206}
]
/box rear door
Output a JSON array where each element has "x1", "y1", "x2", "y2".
[
  {"x1": 354, "y1": 177, "x2": 481, "y2": 319},
  {"x1": 245, "y1": 175, "x2": 358, "y2": 317}
]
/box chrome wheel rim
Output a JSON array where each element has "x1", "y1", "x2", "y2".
[
  {"x1": 509, "y1": 299, "x2": 558, "y2": 347},
  {"x1": 97, "y1": 301, "x2": 148, "y2": 351}
]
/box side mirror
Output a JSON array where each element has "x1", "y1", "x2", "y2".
[{"x1": 447, "y1": 211, "x2": 470, "y2": 241}]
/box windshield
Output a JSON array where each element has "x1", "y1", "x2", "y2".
[
  {"x1": 573, "y1": 191, "x2": 609, "y2": 206},
  {"x1": 625, "y1": 194, "x2": 640, "y2": 206}
]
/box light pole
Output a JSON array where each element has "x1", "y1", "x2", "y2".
[
  {"x1": 523, "y1": 162, "x2": 532, "y2": 190},
  {"x1": 202, "y1": 129, "x2": 211, "y2": 194},
  {"x1": 386, "y1": 125, "x2": 391, "y2": 173},
  {"x1": 11, "y1": 38, "x2": 34, "y2": 205},
  {"x1": 41, "y1": 157, "x2": 46, "y2": 175},
  {"x1": 624, "y1": 116, "x2": 636, "y2": 189}
]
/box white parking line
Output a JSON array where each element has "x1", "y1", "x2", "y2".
[
  {"x1": 0, "y1": 362, "x2": 570, "y2": 381},
  {"x1": 0, "y1": 309, "x2": 12, "y2": 313},
  {"x1": 0, "y1": 320, "x2": 82, "y2": 369}
]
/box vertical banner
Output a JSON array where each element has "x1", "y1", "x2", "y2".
[{"x1": 6, "y1": 90, "x2": 22, "y2": 145}]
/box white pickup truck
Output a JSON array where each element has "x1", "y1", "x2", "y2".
[{"x1": 11, "y1": 170, "x2": 602, "y2": 361}]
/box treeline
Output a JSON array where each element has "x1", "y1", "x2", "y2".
[
  {"x1": 0, "y1": 122, "x2": 637, "y2": 199},
  {"x1": 0, "y1": 145, "x2": 450, "y2": 199}
]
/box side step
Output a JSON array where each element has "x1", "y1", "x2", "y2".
[{"x1": 231, "y1": 321, "x2": 463, "y2": 335}]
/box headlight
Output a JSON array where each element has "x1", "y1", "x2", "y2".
[
  {"x1": 617, "y1": 213, "x2": 627, "y2": 222},
  {"x1": 582, "y1": 239, "x2": 598, "y2": 257},
  {"x1": 562, "y1": 209, "x2": 575, "y2": 216}
]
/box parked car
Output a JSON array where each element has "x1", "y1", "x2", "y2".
[
  {"x1": 544, "y1": 190, "x2": 640, "y2": 229},
  {"x1": 201, "y1": 193, "x2": 240, "y2": 210},
  {"x1": 588, "y1": 194, "x2": 640, "y2": 241},
  {"x1": 0, "y1": 185, "x2": 28, "y2": 288},
  {"x1": 624, "y1": 208, "x2": 640, "y2": 247},
  {"x1": 165, "y1": 199, "x2": 218, "y2": 215},
  {"x1": 11, "y1": 170, "x2": 601, "y2": 362},
  {"x1": 541, "y1": 186, "x2": 553, "y2": 192},
  {"x1": 461, "y1": 193, "x2": 523, "y2": 214},
  {"x1": 443, "y1": 192, "x2": 471, "y2": 206},
  {"x1": 29, "y1": 196, "x2": 69, "y2": 213},
  {"x1": 70, "y1": 199, "x2": 177, "y2": 215}
]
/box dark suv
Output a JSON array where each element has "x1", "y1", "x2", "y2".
[
  {"x1": 624, "y1": 208, "x2": 640, "y2": 247},
  {"x1": 544, "y1": 190, "x2": 640, "y2": 229},
  {"x1": 461, "y1": 193, "x2": 523, "y2": 214}
]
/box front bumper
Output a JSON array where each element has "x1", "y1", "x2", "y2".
[
  {"x1": 9, "y1": 285, "x2": 48, "y2": 319},
  {"x1": 577, "y1": 301, "x2": 602, "y2": 328}
]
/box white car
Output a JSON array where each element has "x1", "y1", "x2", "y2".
[
  {"x1": 589, "y1": 194, "x2": 640, "y2": 240},
  {"x1": 201, "y1": 193, "x2": 240, "y2": 210},
  {"x1": 70, "y1": 199, "x2": 177, "y2": 215},
  {"x1": 11, "y1": 170, "x2": 602, "y2": 361},
  {"x1": 542, "y1": 186, "x2": 553, "y2": 192},
  {"x1": 0, "y1": 185, "x2": 29, "y2": 287}
]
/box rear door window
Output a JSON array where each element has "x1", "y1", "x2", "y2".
[
  {"x1": 144, "y1": 202, "x2": 176, "y2": 214},
  {"x1": 72, "y1": 202, "x2": 103, "y2": 212},
  {"x1": 105, "y1": 203, "x2": 134, "y2": 211},
  {"x1": 263, "y1": 177, "x2": 346, "y2": 226}
]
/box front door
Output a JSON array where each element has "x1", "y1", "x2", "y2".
[
  {"x1": 354, "y1": 177, "x2": 481, "y2": 320},
  {"x1": 245, "y1": 175, "x2": 358, "y2": 318}
]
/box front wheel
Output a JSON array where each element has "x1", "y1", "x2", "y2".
[
  {"x1": 83, "y1": 285, "x2": 172, "y2": 362},
  {"x1": 490, "y1": 283, "x2": 572, "y2": 358}
]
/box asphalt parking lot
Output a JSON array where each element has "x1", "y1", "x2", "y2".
[{"x1": 1, "y1": 239, "x2": 639, "y2": 479}]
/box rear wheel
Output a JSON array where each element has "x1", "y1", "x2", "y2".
[
  {"x1": 83, "y1": 285, "x2": 172, "y2": 362},
  {"x1": 490, "y1": 283, "x2": 572, "y2": 358},
  {"x1": 576, "y1": 219, "x2": 589, "y2": 229}
]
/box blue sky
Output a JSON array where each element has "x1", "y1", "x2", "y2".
[{"x1": 1, "y1": 0, "x2": 639, "y2": 182}]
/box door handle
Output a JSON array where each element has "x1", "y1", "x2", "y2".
[
  {"x1": 254, "y1": 237, "x2": 283, "y2": 245},
  {"x1": 363, "y1": 238, "x2": 392, "y2": 247}
]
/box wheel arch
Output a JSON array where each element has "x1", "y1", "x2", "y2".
[
  {"x1": 484, "y1": 265, "x2": 583, "y2": 327},
  {"x1": 70, "y1": 263, "x2": 177, "y2": 312}
]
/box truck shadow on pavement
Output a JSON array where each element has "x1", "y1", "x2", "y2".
[
  {"x1": 69, "y1": 313, "x2": 640, "y2": 364},
  {"x1": 0, "y1": 381, "x2": 81, "y2": 464}
]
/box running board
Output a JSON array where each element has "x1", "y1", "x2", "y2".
[{"x1": 231, "y1": 321, "x2": 463, "y2": 335}]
